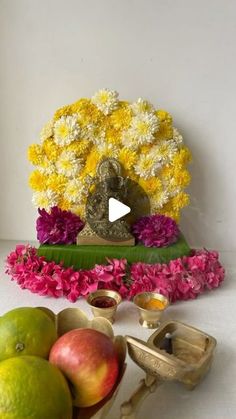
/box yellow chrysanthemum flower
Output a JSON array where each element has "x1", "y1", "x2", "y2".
[
  {"x1": 139, "y1": 177, "x2": 162, "y2": 194},
  {"x1": 171, "y1": 192, "x2": 190, "y2": 211},
  {"x1": 155, "y1": 110, "x2": 173, "y2": 140},
  {"x1": 110, "y1": 104, "x2": 132, "y2": 130},
  {"x1": 156, "y1": 125, "x2": 173, "y2": 141},
  {"x1": 171, "y1": 168, "x2": 191, "y2": 189},
  {"x1": 69, "y1": 99, "x2": 89, "y2": 114},
  {"x1": 28, "y1": 144, "x2": 44, "y2": 165},
  {"x1": 29, "y1": 170, "x2": 47, "y2": 192},
  {"x1": 58, "y1": 197, "x2": 71, "y2": 211},
  {"x1": 156, "y1": 110, "x2": 172, "y2": 125},
  {"x1": 172, "y1": 147, "x2": 192, "y2": 168},
  {"x1": 140, "y1": 144, "x2": 153, "y2": 154},
  {"x1": 119, "y1": 148, "x2": 138, "y2": 170},
  {"x1": 75, "y1": 99, "x2": 103, "y2": 126},
  {"x1": 160, "y1": 165, "x2": 173, "y2": 180},
  {"x1": 42, "y1": 138, "x2": 60, "y2": 162},
  {"x1": 105, "y1": 127, "x2": 121, "y2": 145},
  {"x1": 65, "y1": 139, "x2": 89, "y2": 156},
  {"x1": 46, "y1": 174, "x2": 67, "y2": 193},
  {"x1": 53, "y1": 105, "x2": 72, "y2": 121},
  {"x1": 83, "y1": 148, "x2": 100, "y2": 177}
]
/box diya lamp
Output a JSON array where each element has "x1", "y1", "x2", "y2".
[
  {"x1": 133, "y1": 292, "x2": 169, "y2": 329},
  {"x1": 121, "y1": 320, "x2": 217, "y2": 418},
  {"x1": 87, "y1": 289, "x2": 122, "y2": 323}
]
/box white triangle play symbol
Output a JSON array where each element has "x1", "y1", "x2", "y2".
[{"x1": 108, "y1": 197, "x2": 131, "y2": 222}]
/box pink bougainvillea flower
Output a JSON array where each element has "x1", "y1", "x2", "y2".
[{"x1": 5, "y1": 245, "x2": 225, "y2": 303}]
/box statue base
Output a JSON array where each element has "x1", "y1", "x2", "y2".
[
  {"x1": 77, "y1": 234, "x2": 135, "y2": 246},
  {"x1": 76, "y1": 222, "x2": 135, "y2": 246}
]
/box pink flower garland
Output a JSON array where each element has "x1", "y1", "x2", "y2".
[{"x1": 5, "y1": 245, "x2": 225, "y2": 303}]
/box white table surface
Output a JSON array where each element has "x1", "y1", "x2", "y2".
[{"x1": 0, "y1": 240, "x2": 235, "y2": 419}]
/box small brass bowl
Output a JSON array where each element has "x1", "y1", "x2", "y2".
[
  {"x1": 133, "y1": 292, "x2": 169, "y2": 329},
  {"x1": 87, "y1": 289, "x2": 122, "y2": 323}
]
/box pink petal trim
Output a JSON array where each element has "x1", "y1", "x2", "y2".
[{"x1": 5, "y1": 246, "x2": 225, "y2": 303}]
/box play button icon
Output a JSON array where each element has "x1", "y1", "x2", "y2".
[{"x1": 108, "y1": 197, "x2": 131, "y2": 222}]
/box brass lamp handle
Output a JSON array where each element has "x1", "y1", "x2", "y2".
[{"x1": 120, "y1": 375, "x2": 162, "y2": 419}]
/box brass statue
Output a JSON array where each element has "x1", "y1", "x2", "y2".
[{"x1": 77, "y1": 158, "x2": 135, "y2": 246}]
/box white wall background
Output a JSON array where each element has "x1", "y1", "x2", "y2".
[{"x1": 0, "y1": 0, "x2": 235, "y2": 250}]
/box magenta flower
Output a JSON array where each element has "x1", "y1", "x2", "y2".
[
  {"x1": 5, "y1": 245, "x2": 225, "y2": 303},
  {"x1": 36, "y1": 207, "x2": 84, "y2": 245},
  {"x1": 132, "y1": 214, "x2": 180, "y2": 247}
]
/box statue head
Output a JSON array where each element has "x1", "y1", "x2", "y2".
[{"x1": 97, "y1": 158, "x2": 122, "y2": 181}]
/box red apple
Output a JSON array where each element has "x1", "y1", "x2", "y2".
[{"x1": 49, "y1": 328, "x2": 119, "y2": 407}]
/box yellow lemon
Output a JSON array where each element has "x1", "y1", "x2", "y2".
[
  {"x1": 0, "y1": 307, "x2": 57, "y2": 361},
  {"x1": 0, "y1": 356, "x2": 72, "y2": 418}
]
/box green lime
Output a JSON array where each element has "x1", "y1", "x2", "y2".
[
  {"x1": 0, "y1": 355, "x2": 72, "y2": 418},
  {"x1": 0, "y1": 307, "x2": 57, "y2": 361}
]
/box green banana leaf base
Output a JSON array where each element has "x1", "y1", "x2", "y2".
[{"x1": 37, "y1": 233, "x2": 191, "y2": 270}]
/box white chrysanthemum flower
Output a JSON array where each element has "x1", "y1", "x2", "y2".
[
  {"x1": 166, "y1": 184, "x2": 182, "y2": 198},
  {"x1": 121, "y1": 131, "x2": 138, "y2": 150},
  {"x1": 40, "y1": 119, "x2": 54, "y2": 142},
  {"x1": 129, "y1": 112, "x2": 159, "y2": 145},
  {"x1": 64, "y1": 178, "x2": 85, "y2": 204},
  {"x1": 91, "y1": 88, "x2": 119, "y2": 115},
  {"x1": 39, "y1": 160, "x2": 56, "y2": 175},
  {"x1": 56, "y1": 151, "x2": 83, "y2": 177},
  {"x1": 80, "y1": 123, "x2": 98, "y2": 141},
  {"x1": 173, "y1": 127, "x2": 183, "y2": 146},
  {"x1": 54, "y1": 114, "x2": 80, "y2": 146},
  {"x1": 97, "y1": 143, "x2": 119, "y2": 159},
  {"x1": 150, "y1": 190, "x2": 170, "y2": 210},
  {"x1": 130, "y1": 98, "x2": 155, "y2": 115},
  {"x1": 90, "y1": 130, "x2": 106, "y2": 147},
  {"x1": 149, "y1": 140, "x2": 178, "y2": 166},
  {"x1": 134, "y1": 154, "x2": 160, "y2": 179},
  {"x1": 32, "y1": 189, "x2": 58, "y2": 210}
]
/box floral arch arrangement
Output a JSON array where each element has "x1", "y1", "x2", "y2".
[{"x1": 28, "y1": 89, "x2": 191, "y2": 222}]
